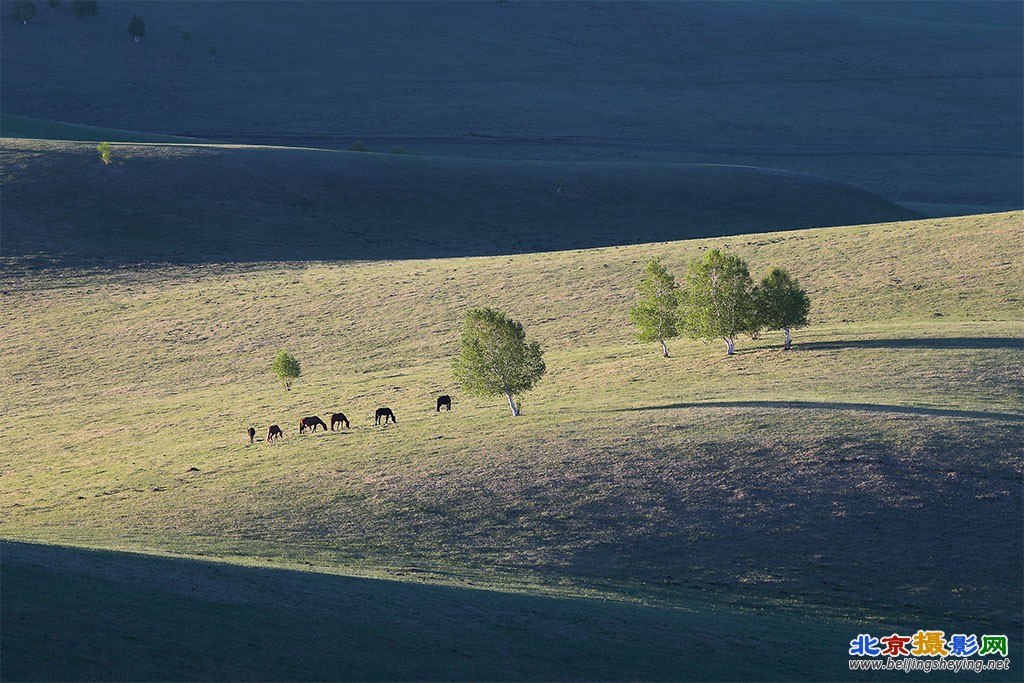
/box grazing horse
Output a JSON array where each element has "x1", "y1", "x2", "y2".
[
  {"x1": 267, "y1": 425, "x2": 283, "y2": 442},
  {"x1": 247, "y1": 426, "x2": 256, "y2": 444},
  {"x1": 436, "y1": 395, "x2": 452, "y2": 412},
  {"x1": 375, "y1": 407, "x2": 396, "y2": 425},
  {"x1": 299, "y1": 416, "x2": 328, "y2": 433},
  {"x1": 330, "y1": 412, "x2": 350, "y2": 431}
]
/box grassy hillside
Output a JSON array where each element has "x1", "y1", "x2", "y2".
[
  {"x1": 1, "y1": 213, "x2": 1021, "y2": 679},
  {"x1": 2, "y1": 1, "x2": 1020, "y2": 211},
  {"x1": 0, "y1": 138, "x2": 919, "y2": 266},
  {"x1": 0, "y1": 114, "x2": 206, "y2": 144}
]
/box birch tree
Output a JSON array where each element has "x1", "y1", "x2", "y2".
[
  {"x1": 453, "y1": 308, "x2": 545, "y2": 416},
  {"x1": 681, "y1": 248, "x2": 756, "y2": 355},
  {"x1": 629, "y1": 257, "x2": 681, "y2": 358}
]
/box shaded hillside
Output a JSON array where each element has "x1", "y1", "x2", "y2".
[
  {"x1": 0, "y1": 541, "x2": 869, "y2": 682},
  {"x1": 1, "y1": 1, "x2": 1020, "y2": 211},
  {"x1": 0, "y1": 139, "x2": 918, "y2": 266}
]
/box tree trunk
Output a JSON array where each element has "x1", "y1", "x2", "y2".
[
  {"x1": 725, "y1": 337, "x2": 735, "y2": 355},
  {"x1": 660, "y1": 339, "x2": 669, "y2": 358},
  {"x1": 784, "y1": 327, "x2": 792, "y2": 350},
  {"x1": 506, "y1": 391, "x2": 519, "y2": 417}
]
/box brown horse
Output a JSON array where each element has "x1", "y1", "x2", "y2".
[
  {"x1": 330, "y1": 412, "x2": 350, "y2": 430},
  {"x1": 436, "y1": 395, "x2": 452, "y2": 412},
  {"x1": 299, "y1": 416, "x2": 328, "y2": 433},
  {"x1": 375, "y1": 407, "x2": 396, "y2": 425},
  {"x1": 247, "y1": 426, "x2": 256, "y2": 444},
  {"x1": 267, "y1": 425, "x2": 283, "y2": 442}
]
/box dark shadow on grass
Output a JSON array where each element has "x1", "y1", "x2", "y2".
[
  {"x1": 0, "y1": 540, "x2": 856, "y2": 682},
  {"x1": 615, "y1": 400, "x2": 1022, "y2": 421},
  {"x1": 799, "y1": 337, "x2": 1022, "y2": 351},
  {"x1": 0, "y1": 142, "x2": 922, "y2": 270}
]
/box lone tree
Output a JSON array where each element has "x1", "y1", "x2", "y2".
[
  {"x1": 271, "y1": 350, "x2": 301, "y2": 391},
  {"x1": 755, "y1": 267, "x2": 810, "y2": 350},
  {"x1": 70, "y1": 0, "x2": 97, "y2": 19},
  {"x1": 629, "y1": 257, "x2": 681, "y2": 357},
  {"x1": 681, "y1": 248, "x2": 756, "y2": 355},
  {"x1": 127, "y1": 14, "x2": 145, "y2": 42},
  {"x1": 96, "y1": 141, "x2": 113, "y2": 165},
  {"x1": 13, "y1": 1, "x2": 36, "y2": 24},
  {"x1": 453, "y1": 308, "x2": 546, "y2": 416}
]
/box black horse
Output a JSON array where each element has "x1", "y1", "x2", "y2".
[
  {"x1": 330, "y1": 412, "x2": 350, "y2": 431},
  {"x1": 247, "y1": 426, "x2": 256, "y2": 444},
  {"x1": 267, "y1": 425, "x2": 283, "y2": 442},
  {"x1": 436, "y1": 395, "x2": 452, "y2": 412},
  {"x1": 375, "y1": 407, "x2": 396, "y2": 425},
  {"x1": 299, "y1": 416, "x2": 328, "y2": 433}
]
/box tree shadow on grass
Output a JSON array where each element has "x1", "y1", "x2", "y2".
[
  {"x1": 798, "y1": 337, "x2": 1022, "y2": 351},
  {"x1": 614, "y1": 400, "x2": 1022, "y2": 421}
]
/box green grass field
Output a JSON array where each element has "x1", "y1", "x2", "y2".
[{"x1": 1, "y1": 209, "x2": 1021, "y2": 680}]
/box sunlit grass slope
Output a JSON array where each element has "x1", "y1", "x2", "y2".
[
  {"x1": 0, "y1": 138, "x2": 918, "y2": 265},
  {"x1": 1, "y1": 211, "x2": 1021, "y2": 649}
]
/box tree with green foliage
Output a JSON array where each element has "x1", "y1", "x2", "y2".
[
  {"x1": 629, "y1": 257, "x2": 681, "y2": 358},
  {"x1": 271, "y1": 350, "x2": 301, "y2": 391},
  {"x1": 681, "y1": 248, "x2": 756, "y2": 355},
  {"x1": 13, "y1": 1, "x2": 36, "y2": 24},
  {"x1": 453, "y1": 308, "x2": 546, "y2": 416},
  {"x1": 127, "y1": 14, "x2": 145, "y2": 43},
  {"x1": 70, "y1": 0, "x2": 97, "y2": 19},
  {"x1": 754, "y1": 267, "x2": 810, "y2": 350},
  {"x1": 96, "y1": 141, "x2": 112, "y2": 165}
]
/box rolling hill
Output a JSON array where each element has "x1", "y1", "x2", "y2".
[
  {"x1": 0, "y1": 137, "x2": 920, "y2": 267},
  {"x1": 1, "y1": 210, "x2": 1021, "y2": 679},
  {"x1": 2, "y1": 0, "x2": 1021, "y2": 213}
]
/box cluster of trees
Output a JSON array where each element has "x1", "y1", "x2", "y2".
[
  {"x1": 12, "y1": 2, "x2": 213, "y2": 53},
  {"x1": 269, "y1": 256, "x2": 805, "y2": 418},
  {"x1": 11, "y1": 1, "x2": 97, "y2": 23},
  {"x1": 630, "y1": 250, "x2": 810, "y2": 356}
]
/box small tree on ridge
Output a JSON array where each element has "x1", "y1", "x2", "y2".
[
  {"x1": 127, "y1": 14, "x2": 145, "y2": 43},
  {"x1": 96, "y1": 141, "x2": 113, "y2": 165}
]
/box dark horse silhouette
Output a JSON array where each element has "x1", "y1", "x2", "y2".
[
  {"x1": 300, "y1": 416, "x2": 328, "y2": 433},
  {"x1": 330, "y1": 412, "x2": 350, "y2": 431},
  {"x1": 375, "y1": 407, "x2": 396, "y2": 425},
  {"x1": 267, "y1": 425, "x2": 283, "y2": 442},
  {"x1": 247, "y1": 426, "x2": 256, "y2": 444},
  {"x1": 436, "y1": 395, "x2": 452, "y2": 412}
]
